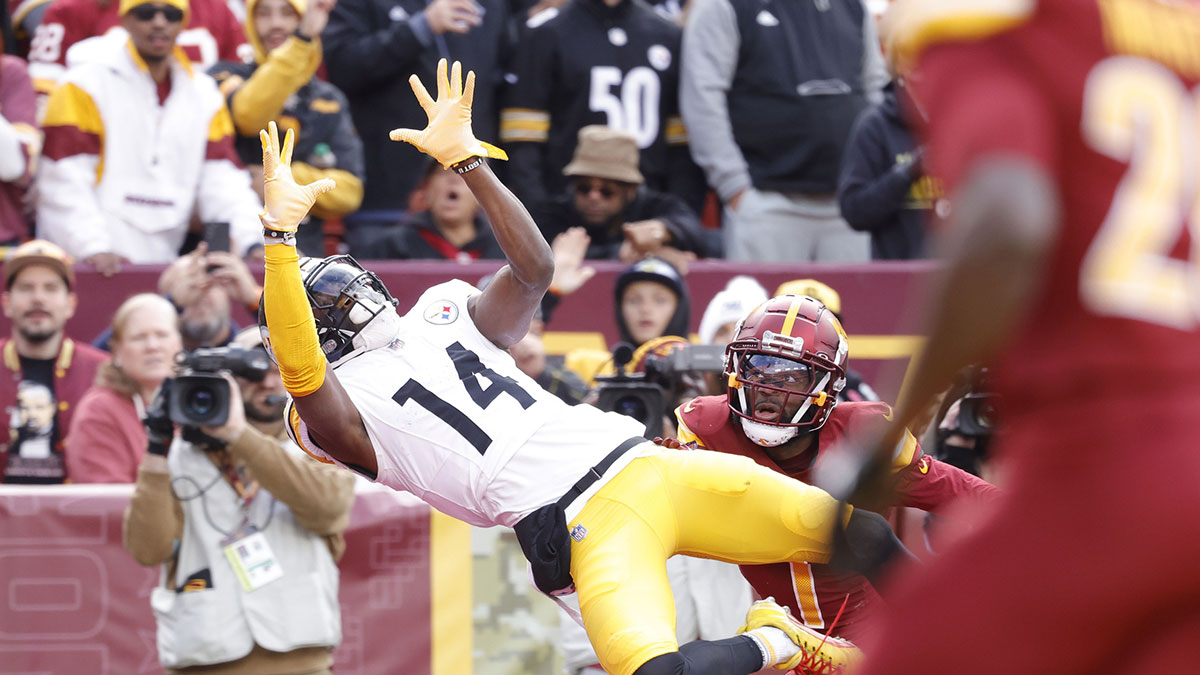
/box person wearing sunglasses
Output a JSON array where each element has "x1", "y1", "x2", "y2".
[
  {"x1": 534, "y1": 125, "x2": 715, "y2": 266},
  {"x1": 37, "y1": 0, "x2": 263, "y2": 275},
  {"x1": 25, "y1": 0, "x2": 246, "y2": 105}
]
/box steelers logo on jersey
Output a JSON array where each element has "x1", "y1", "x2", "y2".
[
  {"x1": 424, "y1": 300, "x2": 460, "y2": 325},
  {"x1": 647, "y1": 44, "x2": 671, "y2": 71}
]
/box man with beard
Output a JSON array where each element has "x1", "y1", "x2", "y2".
[
  {"x1": 124, "y1": 325, "x2": 354, "y2": 673},
  {"x1": 37, "y1": 0, "x2": 262, "y2": 275},
  {"x1": 91, "y1": 242, "x2": 263, "y2": 352},
  {"x1": 0, "y1": 240, "x2": 107, "y2": 483},
  {"x1": 533, "y1": 126, "x2": 712, "y2": 264},
  {"x1": 208, "y1": 0, "x2": 364, "y2": 256}
]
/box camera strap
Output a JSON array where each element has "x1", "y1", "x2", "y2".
[{"x1": 218, "y1": 452, "x2": 259, "y2": 520}]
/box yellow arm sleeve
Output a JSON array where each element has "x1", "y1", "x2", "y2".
[
  {"x1": 290, "y1": 161, "x2": 364, "y2": 219},
  {"x1": 230, "y1": 37, "x2": 323, "y2": 136},
  {"x1": 264, "y1": 242, "x2": 327, "y2": 396}
]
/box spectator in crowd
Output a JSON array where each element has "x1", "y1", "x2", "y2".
[
  {"x1": 680, "y1": 0, "x2": 886, "y2": 262},
  {"x1": 36, "y1": 0, "x2": 262, "y2": 275},
  {"x1": 24, "y1": 0, "x2": 246, "y2": 101},
  {"x1": 775, "y1": 277, "x2": 879, "y2": 403},
  {"x1": 321, "y1": 0, "x2": 509, "y2": 237},
  {"x1": 161, "y1": 243, "x2": 256, "y2": 350},
  {"x1": 66, "y1": 293, "x2": 181, "y2": 482},
  {"x1": 534, "y1": 125, "x2": 712, "y2": 265},
  {"x1": 0, "y1": 241, "x2": 107, "y2": 484},
  {"x1": 500, "y1": 0, "x2": 706, "y2": 214},
  {"x1": 838, "y1": 75, "x2": 942, "y2": 260},
  {"x1": 696, "y1": 275, "x2": 767, "y2": 347},
  {"x1": 372, "y1": 161, "x2": 505, "y2": 260},
  {"x1": 507, "y1": 305, "x2": 589, "y2": 406},
  {"x1": 674, "y1": 294, "x2": 998, "y2": 642},
  {"x1": 0, "y1": 42, "x2": 38, "y2": 242},
  {"x1": 209, "y1": 0, "x2": 364, "y2": 257},
  {"x1": 91, "y1": 243, "x2": 261, "y2": 352},
  {"x1": 124, "y1": 327, "x2": 355, "y2": 674},
  {"x1": 565, "y1": 256, "x2": 691, "y2": 386},
  {"x1": 615, "y1": 256, "x2": 690, "y2": 347}
]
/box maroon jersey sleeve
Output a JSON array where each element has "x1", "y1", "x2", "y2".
[
  {"x1": 31, "y1": 0, "x2": 102, "y2": 67},
  {"x1": 894, "y1": 454, "x2": 1001, "y2": 513},
  {"x1": 914, "y1": 38, "x2": 1059, "y2": 193},
  {"x1": 834, "y1": 402, "x2": 999, "y2": 512}
]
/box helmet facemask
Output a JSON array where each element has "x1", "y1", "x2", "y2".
[{"x1": 257, "y1": 255, "x2": 399, "y2": 366}]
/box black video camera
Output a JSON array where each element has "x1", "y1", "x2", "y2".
[
  {"x1": 169, "y1": 346, "x2": 272, "y2": 428},
  {"x1": 935, "y1": 366, "x2": 1000, "y2": 477},
  {"x1": 593, "y1": 342, "x2": 726, "y2": 439}
]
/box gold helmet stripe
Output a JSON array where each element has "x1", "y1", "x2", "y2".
[{"x1": 780, "y1": 295, "x2": 804, "y2": 337}]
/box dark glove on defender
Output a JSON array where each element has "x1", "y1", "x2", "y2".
[{"x1": 145, "y1": 378, "x2": 175, "y2": 456}]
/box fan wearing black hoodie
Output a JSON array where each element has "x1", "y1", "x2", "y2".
[{"x1": 836, "y1": 81, "x2": 943, "y2": 260}]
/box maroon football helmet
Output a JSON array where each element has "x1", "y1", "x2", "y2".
[{"x1": 724, "y1": 295, "x2": 848, "y2": 446}]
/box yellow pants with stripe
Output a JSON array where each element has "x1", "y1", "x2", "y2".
[{"x1": 568, "y1": 448, "x2": 849, "y2": 675}]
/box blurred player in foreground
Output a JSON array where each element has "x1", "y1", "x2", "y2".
[{"x1": 834, "y1": 0, "x2": 1200, "y2": 672}]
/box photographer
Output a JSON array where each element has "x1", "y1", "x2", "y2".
[
  {"x1": 929, "y1": 366, "x2": 1001, "y2": 485},
  {"x1": 123, "y1": 328, "x2": 355, "y2": 674}
]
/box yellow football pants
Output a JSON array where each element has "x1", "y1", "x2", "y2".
[{"x1": 568, "y1": 448, "x2": 850, "y2": 675}]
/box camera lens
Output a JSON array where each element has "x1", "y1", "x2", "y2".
[
  {"x1": 615, "y1": 396, "x2": 648, "y2": 422},
  {"x1": 186, "y1": 386, "x2": 217, "y2": 419},
  {"x1": 975, "y1": 401, "x2": 996, "y2": 430}
]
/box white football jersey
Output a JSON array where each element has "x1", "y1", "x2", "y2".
[{"x1": 286, "y1": 280, "x2": 647, "y2": 527}]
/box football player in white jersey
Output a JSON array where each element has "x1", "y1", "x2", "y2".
[{"x1": 225, "y1": 59, "x2": 911, "y2": 675}]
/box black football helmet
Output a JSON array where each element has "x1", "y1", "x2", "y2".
[{"x1": 258, "y1": 255, "x2": 398, "y2": 364}]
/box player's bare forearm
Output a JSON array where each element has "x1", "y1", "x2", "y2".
[
  {"x1": 292, "y1": 375, "x2": 379, "y2": 477},
  {"x1": 463, "y1": 162, "x2": 554, "y2": 347}
]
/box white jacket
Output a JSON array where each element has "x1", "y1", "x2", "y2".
[
  {"x1": 152, "y1": 438, "x2": 342, "y2": 668},
  {"x1": 37, "y1": 34, "x2": 261, "y2": 262}
]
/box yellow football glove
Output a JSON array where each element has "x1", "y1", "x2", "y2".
[
  {"x1": 389, "y1": 58, "x2": 508, "y2": 168},
  {"x1": 259, "y1": 121, "x2": 336, "y2": 233}
]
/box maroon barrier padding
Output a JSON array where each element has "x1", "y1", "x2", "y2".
[
  {"x1": 7, "y1": 260, "x2": 935, "y2": 399},
  {"x1": 0, "y1": 486, "x2": 432, "y2": 675}
]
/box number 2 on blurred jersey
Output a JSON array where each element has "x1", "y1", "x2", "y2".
[{"x1": 1079, "y1": 56, "x2": 1200, "y2": 329}]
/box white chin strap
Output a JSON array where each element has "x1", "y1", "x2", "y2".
[{"x1": 740, "y1": 417, "x2": 799, "y2": 447}]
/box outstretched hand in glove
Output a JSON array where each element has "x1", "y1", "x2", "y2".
[
  {"x1": 259, "y1": 121, "x2": 336, "y2": 233},
  {"x1": 390, "y1": 58, "x2": 508, "y2": 168}
]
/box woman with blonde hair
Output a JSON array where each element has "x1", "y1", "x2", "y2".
[{"x1": 66, "y1": 294, "x2": 182, "y2": 483}]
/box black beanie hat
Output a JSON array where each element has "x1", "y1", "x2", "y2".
[{"x1": 613, "y1": 256, "x2": 690, "y2": 346}]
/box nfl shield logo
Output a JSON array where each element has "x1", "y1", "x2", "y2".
[{"x1": 570, "y1": 524, "x2": 588, "y2": 542}]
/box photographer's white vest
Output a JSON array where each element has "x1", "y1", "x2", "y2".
[{"x1": 151, "y1": 438, "x2": 341, "y2": 668}]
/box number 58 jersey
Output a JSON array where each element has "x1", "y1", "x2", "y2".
[
  {"x1": 286, "y1": 280, "x2": 647, "y2": 528},
  {"x1": 898, "y1": 0, "x2": 1200, "y2": 421}
]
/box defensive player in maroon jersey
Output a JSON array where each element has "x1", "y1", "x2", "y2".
[
  {"x1": 674, "y1": 294, "x2": 998, "y2": 643},
  {"x1": 838, "y1": 0, "x2": 1200, "y2": 672}
]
